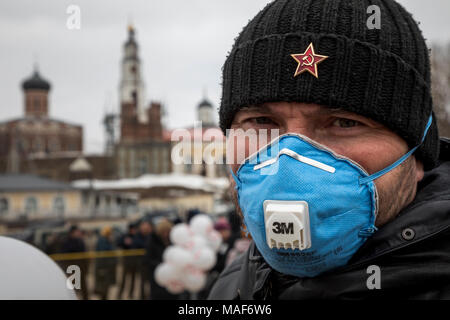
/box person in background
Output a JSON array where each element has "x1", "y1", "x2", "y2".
[
  {"x1": 212, "y1": 217, "x2": 235, "y2": 274},
  {"x1": 225, "y1": 232, "x2": 252, "y2": 268},
  {"x1": 200, "y1": 217, "x2": 236, "y2": 299},
  {"x1": 117, "y1": 223, "x2": 138, "y2": 299},
  {"x1": 83, "y1": 229, "x2": 98, "y2": 252},
  {"x1": 134, "y1": 219, "x2": 153, "y2": 300},
  {"x1": 61, "y1": 225, "x2": 89, "y2": 300},
  {"x1": 147, "y1": 218, "x2": 179, "y2": 300},
  {"x1": 94, "y1": 226, "x2": 117, "y2": 300},
  {"x1": 44, "y1": 233, "x2": 62, "y2": 255},
  {"x1": 186, "y1": 208, "x2": 200, "y2": 223}
]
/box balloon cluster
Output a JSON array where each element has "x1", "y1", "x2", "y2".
[{"x1": 154, "y1": 214, "x2": 222, "y2": 294}]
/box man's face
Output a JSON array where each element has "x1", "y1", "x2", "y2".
[
  {"x1": 227, "y1": 102, "x2": 425, "y2": 228},
  {"x1": 219, "y1": 229, "x2": 231, "y2": 242},
  {"x1": 71, "y1": 229, "x2": 82, "y2": 239},
  {"x1": 139, "y1": 222, "x2": 152, "y2": 235}
]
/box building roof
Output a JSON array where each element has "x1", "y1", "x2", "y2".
[
  {"x1": 69, "y1": 157, "x2": 92, "y2": 172},
  {"x1": 197, "y1": 98, "x2": 213, "y2": 109},
  {"x1": 0, "y1": 116, "x2": 82, "y2": 130},
  {"x1": 72, "y1": 173, "x2": 229, "y2": 193},
  {"x1": 0, "y1": 174, "x2": 74, "y2": 192},
  {"x1": 22, "y1": 70, "x2": 51, "y2": 91}
]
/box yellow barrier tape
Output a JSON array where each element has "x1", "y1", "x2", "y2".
[{"x1": 49, "y1": 249, "x2": 146, "y2": 261}]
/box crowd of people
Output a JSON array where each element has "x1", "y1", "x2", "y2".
[{"x1": 40, "y1": 212, "x2": 250, "y2": 300}]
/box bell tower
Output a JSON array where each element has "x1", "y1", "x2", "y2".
[{"x1": 120, "y1": 25, "x2": 146, "y2": 124}]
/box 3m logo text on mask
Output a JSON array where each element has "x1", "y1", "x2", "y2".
[{"x1": 272, "y1": 222, "x2": 294, "y2": 235}]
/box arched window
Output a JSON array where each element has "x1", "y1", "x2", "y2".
[
  {"x1": 139, "y1": 156, "x2": 147, "y2": 175},
  {"x1": 201, "y1": 160, "x2": 207, "y2": 177},
  {"x1": 0, "y1": 198, "x2": 8, "y2": 216},
  {"x1": 24, "y1": 196, "x2": 38, "y2": 216},
  {"x1": 68, "y1": 140, "x2": 78, "y2": 151},
  {"x1": 33, "y1": 138, "x2": 44, "y2": 152},
  {"x1": 49, "y1": 137, "x2": 60, "y2": 153},
  {"x1": 53, "y1": 195, "x2": 65, "y2": 217},
  {"x1": 185, "y1": 162, "x2": 192, "y2": 174}
]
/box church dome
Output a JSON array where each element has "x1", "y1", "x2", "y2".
[
  {"x1": 198, "y1": 98, "x2": 213, "y2": 109},
  {"x1": 22, "y1": 70, "x2": 51, "y2": 91}
]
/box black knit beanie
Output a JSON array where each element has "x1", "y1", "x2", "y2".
[{"x1": 219, "y1": 0, "x2": 440, "y2": 170}]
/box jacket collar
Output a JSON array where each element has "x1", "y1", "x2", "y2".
[{"x1": 235, "y1": 242, "x2": 272, "y2": 299}]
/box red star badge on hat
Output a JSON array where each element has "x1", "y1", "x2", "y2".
[{"x1": 291, "y1": 43, "x2": 328, "y2": 78}]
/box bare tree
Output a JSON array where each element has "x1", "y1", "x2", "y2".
[{"x1": 431, "y1": 43, "x2": 450, "y2": 138}]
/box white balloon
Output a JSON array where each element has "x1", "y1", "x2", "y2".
[
  {"x1": 190, "y1": 214, "x2": 213, "y2": 236},
  {"x1": 166, "y1": 279, "x2": 185, "y2": 294},
  {"x1": 207, "y1": 230, "x2": 223, "y2": 252},
  {"x1": 154, "y1": 263, "x2": 180, "y2": 287},
  {"x1": 170, "y1": 223, "x2": 192, "y2": 246},
  {"x1": 183, "y1": 235, "x2": 207, "y2": 251},
  {"x1": 162, "y1": 245, "x2": 177, "y2": 263},
  {"x1": 183, "y1": 268, "x2": 207, "y2": 293},
  {"x1": 163, "y1": 245, "x2": 194, "y2": 268},
  {"x1": 192, "y1": 247, "x2": 216, "y2": 271},
  {"x1": 0, "y1": 236, "x2": 77, "y2": 300}
]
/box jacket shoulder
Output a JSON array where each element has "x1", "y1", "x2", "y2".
[{"x1": 208, "y1": 251, "x2": 245, "y2": 300}]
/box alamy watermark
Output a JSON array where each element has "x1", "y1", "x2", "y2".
[
  {"x1": 170, "y1": 121, "x2": 280, "y2": 175},
  {"x1": 66, "y1": 265, "x2": 81, "y2": 290},
  {"x1": 366, "y1": 264, "x2": 381, "y2": 290},
  {"x1": 66, "y1": 5, "x2": 81, "y2": 30},
  {"x1": 367, "y1": 5, "x2": 381, "y2": 30}
]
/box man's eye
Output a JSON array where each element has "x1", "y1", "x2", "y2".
[
  {"x1": 332, "y1": 118, "x2": 361, "y2": 128},
  {"x1": 247, "y1": 117, "x2": 277, "y2": 125}
]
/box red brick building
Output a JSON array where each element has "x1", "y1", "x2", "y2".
[
  {"x1": 0, "y1": 68, "x2": 83, "y2": 173},
  {"x1": 120, "y1": 101, "x2": 163, "y2": 143}
]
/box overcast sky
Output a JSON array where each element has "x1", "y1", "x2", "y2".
[{"x1": 1, "y1": 0, "x2": 449, "y2": 154}]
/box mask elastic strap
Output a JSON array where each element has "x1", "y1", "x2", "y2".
[
  {"x1": 229, "y1": 167, "x2": 249, "y2": 236},
  {"x1": 359, "y1": 115, "x2": 433, "y2": 185},
  {"x1": 229, "y1": 166, "x2": 241, "y2": 189}
]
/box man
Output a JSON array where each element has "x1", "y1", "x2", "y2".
[
  {"x1": 147, "y1": 218, "x2": 179, "y2": 300},
  {"x1": 209, "y1": 0, "x2": 450, "y2": 299},
  {"x1": 61, "y1": 225, "x2": 90, "y2": 300},
  {"x1": 117, "y1": 223, "x2": 138, "y2": 299},
  {"x1": 212, "y1": 217, "x2": 235, "y2": 275},
  {"x1": 94, "y1": 226, "x2": 117, "y2": 300},
  {"x1": 200, "y1": 218, "x2": 236, "y2": 299},
  {"x1": 133, "y1": 219, "x2": 153, "y2": 299}
]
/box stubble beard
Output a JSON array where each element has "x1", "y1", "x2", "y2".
[{"x1": 374, "y1": 156, "x2": 419, "y2": 228}]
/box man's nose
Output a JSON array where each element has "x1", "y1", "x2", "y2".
[{"x1": 283, "y1": 119, "x2": 317, "y2": 141}]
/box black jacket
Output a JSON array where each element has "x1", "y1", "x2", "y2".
[
  {"x1": 147, "y1": 233, "x2": 180, "y2": 300},
  {"x1": 61, "y1": 237, "x2": 86, "y2": 253},
  {"x1": 208, "y1": 139, "x2": 450, "y2": 300}
]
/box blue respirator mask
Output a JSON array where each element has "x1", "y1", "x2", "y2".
[{"x1": 231, "y1": 116, "x2": 432, "y2": 278}]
